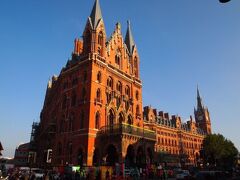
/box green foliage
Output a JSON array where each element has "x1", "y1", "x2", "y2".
[{"x1": 202, "y1": 133, "x2": 238, "y2": 168}]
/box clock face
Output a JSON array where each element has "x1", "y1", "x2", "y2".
[{"x1": 198, "y1": 116, "x2": 203, "y2": 120}]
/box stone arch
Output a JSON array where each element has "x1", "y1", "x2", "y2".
[
  {"x1": 146, "y1": 147, "x2": 153, "y2": 164},
  {"x1": 125, "y1": 144, "x2": 135, "y2": 167},
  {"x1": 105, "y1": 144, "x2": 119, "y2": 166},
  {"x1": 136, "y1": 146, "x2": 145, "y2": 167}
]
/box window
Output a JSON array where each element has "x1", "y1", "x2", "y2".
[
  {"x1": 107, "y1": 77, "x2": 113, "y2": 89},
  {"x1": 96, "y1": 88, "x2": 101, "y2": 102},
  {"x1": 95, "y1": 112, "x2": 100, "y2": 129},
  {"x1": 115, "y1": 55, "x2": 120, "y2": 65},
  {"x1": 98, "y1": 31, "x2": 103, "y2": 45},
  {"x1": 135, "y1": 90, "x2": 139, "y2": 100},
  {"x1": 97, "y1": 71, "x2": 101, "y2": 83},
  {"x1": 125, "y1": 86, "x2": 130, "y2": 97},
  {"x1": 116, "y1": 81, "x2": 122, "y2": 93},
  {"x1": 106, "y1": 92, "x2": 111, "y2": 104}
]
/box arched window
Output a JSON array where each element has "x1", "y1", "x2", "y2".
[
  {"x1": 107, "y1": 77, "x2": 113, "y2": 89},
  {"x1": 97, "y1": 71, "x2": 101, "y2": 83},
  {"x1": 116, "y1": 81, "x2": 122, "y2": 93},
  {"x1": 95, "y1": 112, "x2": 100, "y2": 129},
  {"x1": 125, "y1": 85, "x2": 130, "y2": 97},
  {"x1": 71, "y1": 91, "x2": 77, "y2": 107},
  {"x1": 98, "y1": 31, "x2": 103, "y2": 45},
  {"x1": 96, "y1": 88, "x2": 101, "y2": 102}
]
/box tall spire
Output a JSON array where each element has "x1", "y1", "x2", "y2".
[
  {"x1": 125, "y1": 20, "x2": 135, "y2": 55},
  {"x1": 90, "y1": 0, "x2": 103, "y2": 29},
  {"x1": 197, "y1": 86, "x2": 204, "y2": 110}
]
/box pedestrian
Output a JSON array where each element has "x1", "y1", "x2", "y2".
[{"x1": 105, "y1": 169, "x2": 110, "y2": 180}]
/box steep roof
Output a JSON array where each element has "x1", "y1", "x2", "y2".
[
  {"x1": 90, "y1": 0, "x2": 103, "y2": 29},
  {"x1": 125, "y1": 21, "x2": 135, "y2": 55}
]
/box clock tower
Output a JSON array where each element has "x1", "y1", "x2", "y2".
[{"x1": 194, "y1": 87, "x2": 212, "y2": 134}]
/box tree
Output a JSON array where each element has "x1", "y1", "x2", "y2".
[{"x1": 202, "y1": 133, "x2": 238, "y2": 169}]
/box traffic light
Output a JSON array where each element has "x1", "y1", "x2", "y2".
[{"x1": 46, "y1": 149, "x2": 52, "y2": 163}]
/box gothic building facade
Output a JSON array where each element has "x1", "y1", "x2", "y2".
[{"x1": 34, "y1": 0, "x2": 211, "y2": 167}]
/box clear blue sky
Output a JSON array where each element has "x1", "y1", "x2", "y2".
[{"x1": 0, "y1": 0, "x2": 240, "y2": 157}]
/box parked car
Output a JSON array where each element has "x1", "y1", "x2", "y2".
[
  {"x1": 31, "y1": 168, "x2": 44, "y2": 179},
  {"x1": 176, "y1": 169, "x2": 190, "y2": 179}
]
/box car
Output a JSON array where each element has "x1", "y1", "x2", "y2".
[
  {"x1": 195, "y1": 171, "x2": 227, "y2": 180},
  {"x1": 176, "y1": 170, "x2": 190, "y2": 179},
  {"x1": 31, "y1": 168, "x2": 44, "y2": 179}
]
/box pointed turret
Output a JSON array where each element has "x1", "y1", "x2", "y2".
[
  {"x1": 90, "y1": 0, "x2": 103, "y2": 29},
  {"x1": 125, "y1": 20, "x2": 135, "y2": 55}
]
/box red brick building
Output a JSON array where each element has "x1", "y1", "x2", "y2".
[{"x1": 34, "y1": 0, "x2": 211, "y2": 167}]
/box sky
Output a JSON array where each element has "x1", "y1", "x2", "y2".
[{"x1": 0, "y1": 0, "x2": 240, "y2": 158}]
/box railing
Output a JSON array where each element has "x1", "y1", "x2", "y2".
[{"x1": 98, "y1": 123, "x2": 156, "y2": 141}]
